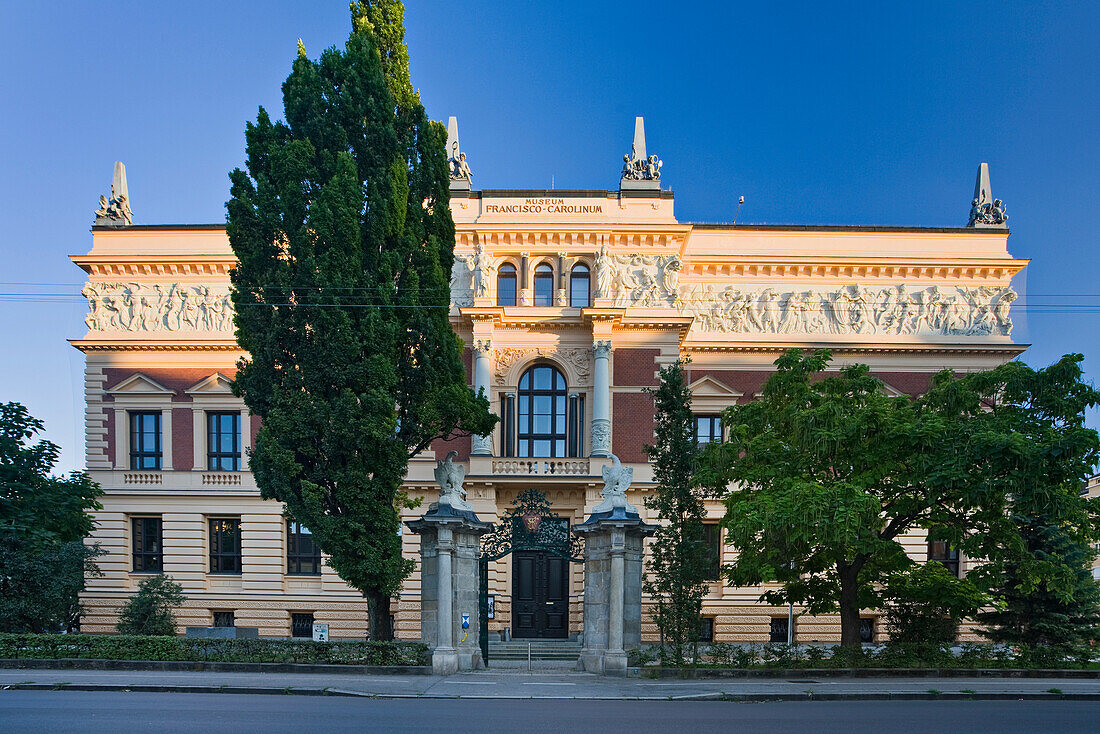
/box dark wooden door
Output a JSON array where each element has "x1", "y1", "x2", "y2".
[{"x1": 512, "y1": 551, "x2": 569, "y2": 638}]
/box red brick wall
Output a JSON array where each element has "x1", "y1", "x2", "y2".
[
  {"x1": 433, "y1": 433, "x2": 472, "y2": 461},
  {"x1": 250, "y1": 414, "x2": 261, "y2": 448},
  {"x1": 104, "y1": 368, "x2": 236, "y2": 393},
  {"x1": 685, "y1": 368, "x2": 771, "y2": 403},
  {"x1": 874, "y1": 372, "x2": 935, "y2": 396},
  {"x1": 613, "y1": 349, "x2": 659, "y2": 387},
  {"x1": 613, "y1": 392, "x2": 655, "y2": 462},
  {"x1": 172, "y1": 408, "x2": 193, "y2": 470}
]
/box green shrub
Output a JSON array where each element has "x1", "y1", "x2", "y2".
[
  {"x1": 116, "y1": 576, "x2": 185, "y2": 636},
  {"x1": 0, "y1": 633, "x2": 429, "y2": 666}
]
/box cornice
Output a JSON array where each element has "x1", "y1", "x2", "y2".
[
  {"x1": 681, "y1": 258, "x2": 1028, "y2": 282},
  {"x1": 70, "y1": 339, "x2": 242, "y2": 353},
  {"x1": 72, "y1": 254, "x2": 236, "y2": 277},
  {"x1": 681, "y1": 342, "x2": 1029, "y2": 357}
]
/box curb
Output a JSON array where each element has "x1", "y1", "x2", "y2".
[
  {"x1": 0, "y1": 659, "x2": 432, "y2": 676},
  {"x1": 627, "y1": 667, "x2": 1100, "y2": 680},
  {"x1": 3, "y1": 683, "x2": 1100, "y2": 702}
]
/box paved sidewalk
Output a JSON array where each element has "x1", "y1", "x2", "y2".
[{"x1": 2, "y1": 666, "x2": 1099, "y2": 701}]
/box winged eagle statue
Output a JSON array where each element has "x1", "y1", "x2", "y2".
[
  {"x1": 593, "y1": 453, "x2": 637, "y2": 513},
  {"x1": 433, "y1": 450, "x2": 473, "y2": 511}
]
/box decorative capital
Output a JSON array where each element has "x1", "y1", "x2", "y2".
[
  {"x1": 593, "y1": 340, "x2": 613, "y2": 358},
  {"x1": 473, "y1": 339, "x2": 492, "y2": 355}
]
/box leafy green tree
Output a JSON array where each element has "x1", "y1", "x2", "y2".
[
  {"x1": 643, "y1": 360, "x2": 710, "y2": 666},
  {"x1": 117, "y1": 575, "x2": 186, "y2": 636},
  {"x1": 0, "y1": 402, "x2": 103, "y2": 633},
  {"x1": 698, "y1": 350, "x2": 977, "y2": 647},
  {"x1": 227, "y1": 2, "x2": 495, "y2": 640},
  {"x1": 934, "y1": 355, "x2": 1100, "y2": 649}
]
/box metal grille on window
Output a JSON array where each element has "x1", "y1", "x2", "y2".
[
  {"x1": 207, "y1": 412, "x2": 241, "y2": 471},
  {"x1": 859, "y1": 617, "x2": 875, "y2": 643},
  {"x1": 129, "y1": 411, "x2": 162, "y2": 470},
  {"x1": 209, "y1": 518, "x2": 242, "y2": 574},
  {"x1": 213, "y1": 611, "x2": 235, "y2": 628},
  {"x1": 769, "y1": 616, "x2": 791, "y2": 644},
  {"x1": 131, "y1": 517, "x2": 163, "y2": 573},
  {"x1": 699, "y1": 617, "x2": 715, "y2": 643},
  {"x1": 287, "y1": 521, "x2": 321, "y2": 575},
  {"x1": 291, "y1": 613, "x2": 315, "y2": 638}
]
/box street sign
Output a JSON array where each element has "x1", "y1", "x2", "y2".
[{"x1": 312, "y1": 622, "x2": 329, "y2": 642}]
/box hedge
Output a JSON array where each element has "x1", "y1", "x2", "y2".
[{"x1": 0, "y1": 633, "x2": 429, "y2": 666}]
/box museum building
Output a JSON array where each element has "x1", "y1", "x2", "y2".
[{"x1": 74, "y1": 119, "x2": 1024, "y2": 646}]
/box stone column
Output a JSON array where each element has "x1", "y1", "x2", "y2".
[
  {"x1": 407, "y1": 505, "x2": 491, "y2": 675},
  {"x1": 471, "y1": 339, "x2": 492, "y2": 455},
  {"x1": 590, "y1": 340, "x2": 612, "y2": 457},
  {"x1": 574, "y1": 507, "x2": 654, "y2": 675}
]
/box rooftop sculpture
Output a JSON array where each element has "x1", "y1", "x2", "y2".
[
  {"x1": 93, "y1": 161, "x2": 134, "y2": 227},
  {"x1": 967, "y1": 162, "x2": 1008, "y2": 228},
  {"x1": 620, "y1": 117, "x2": 661, "y2": 190},
  {"x1": 446, "y1": 116, "x2": 472, "y2": 190}
]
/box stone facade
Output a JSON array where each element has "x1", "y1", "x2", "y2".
[{"x1": 73, "y1": 185, "x2": 1026, "y2": 643}]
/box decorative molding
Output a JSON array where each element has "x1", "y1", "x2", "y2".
[
  {"x1": 679, "y1": 283, "x2": 1016, "y2": 337},
  {"x1": 83, "y1": 282, "x2": 234, "y2": 333},
  {"x1": 493, "y1": 346, "x2": 592, "y2": 385},
  {"x1": 608, "y1": 253, "x2": 682, "y2": 307}
]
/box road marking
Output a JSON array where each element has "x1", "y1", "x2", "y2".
[
  {"x1": 521, "y1": 682, "x2": 576, "y2": 686},
  {"x1": 450, "y1": 681, "x2": 497, "y2": 685}
]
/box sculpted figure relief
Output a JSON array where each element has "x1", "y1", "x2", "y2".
[
  {"x1": 83, "y1": 282, "x2": 235, "y2": 333},
  {"x1": 610, "y1": 253, "x2": 681, "y2": 307},
  {"x1": 682, "y1": 283, "x2": 1016, "y2": 337}
]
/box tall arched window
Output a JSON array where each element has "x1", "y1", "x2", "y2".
[
  {"x1": 570, "y1": 263, "x2": 590, "y2": 308},
  {"x1": 497, "y1": 263, "x2": 517, "y2": 306},
  {"x1": 517, "y1": 365, "x2": 567, "y2": 457},
  {"x1": 533, "y1": 262, "x2": 554, "y2": 307}
]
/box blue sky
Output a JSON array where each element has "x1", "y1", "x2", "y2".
[{"x1": 1, "y1": 1, "x2": 1097, "y2": 473}]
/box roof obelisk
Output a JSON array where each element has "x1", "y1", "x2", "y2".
[{"x1": 619, "y1": 116, "x2": 661, "y2": 191}]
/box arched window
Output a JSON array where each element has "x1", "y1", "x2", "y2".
[
  {"x1": 497, "y1": 263, "x2": 517, "y2": 306},
  {"x1": 533, "y1": 262, "x2": 554, "y2": 307},
  {"x1": 517, "y1": 365, "x2": 567, "y2": 457},
  {"x1": 570, "y1": 263, "x2": 590, "y2": 308}
]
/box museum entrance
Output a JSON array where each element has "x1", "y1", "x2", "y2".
[
  {"x1": 478, "y1": 489, "x2": 584, "y2": 661},
  {"x1": 512, "y1": 549, "x2": 569, "y2": 638}
]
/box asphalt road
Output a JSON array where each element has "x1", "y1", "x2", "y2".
[{"x1": 3, "y1": 691, "x2": 1100, "y2": 734}]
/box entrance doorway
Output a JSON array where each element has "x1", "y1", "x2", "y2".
[{"x1": 512, "y1": 550, "x2": 569, "y2": 638}]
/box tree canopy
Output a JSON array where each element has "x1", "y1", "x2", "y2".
[
  {"x1": 0, "y1": 402, "x2": 103, "y2": 632},
  {"x1": 699, "y1": 349, "x2": 1100, "y2": 647},
  {"x1": 227, "y1": 2, "x2": 495, "y2": 640}
]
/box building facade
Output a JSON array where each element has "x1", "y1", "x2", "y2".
[{"x1": 75, "y1": 132, "x2": 1026, "y2": 643}]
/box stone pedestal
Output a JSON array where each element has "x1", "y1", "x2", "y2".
[
  {"x1": 573, "y1": 508, "x2": 654, "y2": 675},
  {"x1": 407, "y1": 504, "x2": 491, "y2": 675}
]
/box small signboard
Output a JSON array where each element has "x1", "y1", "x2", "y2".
[
  {"x1": 461, "y1": 614, "x2": 471, "y2": 629},
  {"x1": 312, "y1": 622, "x2": 329, "y2": 642},
  {"x1": 487, "y1": 594, "x2": 495, "y2": 619}
]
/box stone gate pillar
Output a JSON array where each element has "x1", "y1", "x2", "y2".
[
  {"x1": 573, "y1": 456, "x2": 653, "y2": 674},
  {"x1": 407, "y1": 455, "x2": 491, "y2": 675}
]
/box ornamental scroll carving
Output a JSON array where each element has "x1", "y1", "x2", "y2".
[
  {"x1": 494, "y1": 346, "x2": 592, "y2": 385},
  {"x1": 679, "y1": 283, "x2": 1016, "y2": 337},
  {"x1": 82, "y1": 282, "x2": 234, "y2": 332}
]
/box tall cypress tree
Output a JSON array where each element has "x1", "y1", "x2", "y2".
[
  {"x1": 643, "y1": 360, "x2": 710, "y2": 666},
  {"x1": 227, "y1": 2, "x2": 495, "y2": 641}
]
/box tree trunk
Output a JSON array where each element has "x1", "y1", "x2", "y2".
[
  {"x1": 366, "y1": 592, "x2": 394, "y2": 641},
  {"x1": 838, "y1": 564, "x2": 862, "y2": 648}
]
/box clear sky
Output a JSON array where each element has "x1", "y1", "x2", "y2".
[{"x1": 1, "y1": 1, "x2": 1097, "y2": 473}]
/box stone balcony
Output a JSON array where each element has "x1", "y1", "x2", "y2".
[{"x1": 99, "y1": 469, "x2": 258, "y2": 493}]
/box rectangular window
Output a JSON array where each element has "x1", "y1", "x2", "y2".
[
  {"x1": 213, "y1": 611, "x2": 235, "y2": 628},
  {"x1": 209, "y1": 518, "x2": 242, "y2": 574},
  {"x1": 287, "y1": 521, "x2": 322, "y2": 576},
  {"x1": 291, "y1": 613, "x2": 315, "y2": 638},
  {"x1": 694, "y1": 415, "x2": 722, "y2": 445},
  {"x1": 699, "y1": 617, "x2": 715, "y2": 643},
  {"x1": 207, "y1": 412, "x2": 241, "y2": 471},
  {"x1": 702, "y1": 523, "x2": 721, "y2": 581},
  {"x1": 501, "y1": 394, "x2": 515, "y2": 458},
  {"x1": 567, "y1": 394, "x2": 585, "y2": 458},
  {"x1": 131, "y1": 517, "x2": 163, "y2": 573},
  {"x1": 859, "y1": 617, "x2": 876, "y2": 643},
  {"x1": 769, "y1": 616, "x2": 792, "y2": 644},
  {"x1": 928, "y1": 540, "x2": 960, "y2": 577},
  {"x1": 129, "y1": 411, "x2": 162, "y2": 470}
]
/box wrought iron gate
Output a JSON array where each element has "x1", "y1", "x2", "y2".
[{"x1": 478, "y1": 489, "x2": 584, "y2": 663}]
